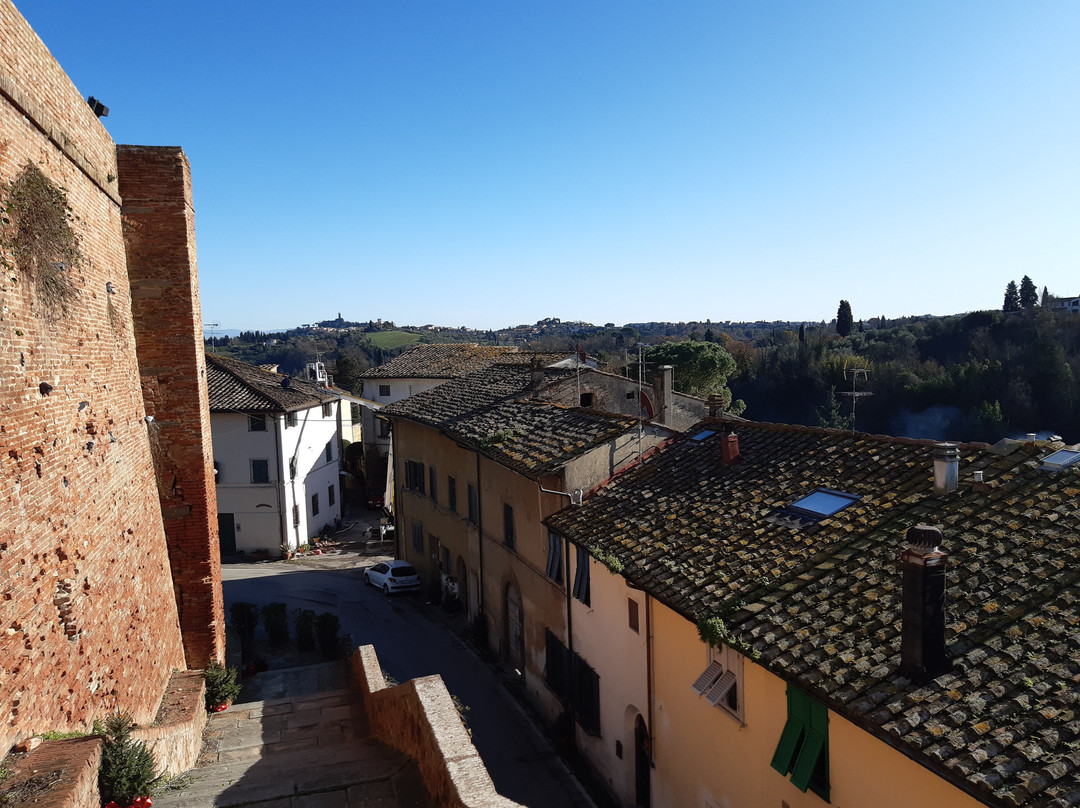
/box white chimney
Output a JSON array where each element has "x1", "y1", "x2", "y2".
[{"x1": 933, "y1": 443, "x2": 959, "y2": 494}]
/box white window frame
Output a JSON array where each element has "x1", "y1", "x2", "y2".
[{"x1": 691, "y1": 645, "x2": 744, "y2": 722}]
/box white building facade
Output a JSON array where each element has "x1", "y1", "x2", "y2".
[{"x1": 207, "y1": 354, "x2": 342, "y2": 557}]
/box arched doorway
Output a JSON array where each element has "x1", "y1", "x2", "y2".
[
  {"x1": 634, "y1": 714, "x2": 651, "y2": 807},
  {"x1": 455, "y1": 556, "x2": 469, "y2": 617},
  {"x1": 504, "y1": 581, "x2": 524, "y2": 673}
]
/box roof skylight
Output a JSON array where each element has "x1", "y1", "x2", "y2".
[
  {"x1": 690, "y1": 430, "x2": 716, "y2": 442},
  {"x1": 788, "y1": 489, "x2": 861, "y2": 519},
  {"x1": 1041, "y1": 449, "x2": 1080, "y2": 471}
]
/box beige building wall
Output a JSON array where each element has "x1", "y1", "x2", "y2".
[
  {"x1": 650, "y1": 602, "x2": 983, "y2": 808},
  {"x1": 569, "y1": 557, "x2": 650, "y2": 804}
]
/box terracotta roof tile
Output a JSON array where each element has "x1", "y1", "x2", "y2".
[
  {"x1": 546, "y1": 420, "x2": 1080, "y2": 807},
  {"x1": 206, "y1": 354, "x2": 338, "y2": 413},
  {"x1": 358, "y1": 343, "x2": 529, "y2": 379}
]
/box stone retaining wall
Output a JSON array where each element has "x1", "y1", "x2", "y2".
[
  {"x1": 1, "y1": 735, "x2": 102, "y2": 808},
  {"x1": 132, "y1": 670, "x2": 208, "y2": 777},
  {"x1": 350, "y1": 645, "x2": 522, "y2": 808}
]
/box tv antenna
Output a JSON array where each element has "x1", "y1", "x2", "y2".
[
  {"x1": 839, "y1": 367, "x2": 872, "y2": 433},
  {"x1": 205, "y1": 323, "x2": 220, "y2": 354}
]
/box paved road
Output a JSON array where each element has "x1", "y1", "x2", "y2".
[{"x1": 222, "y1": 552, "x2": 596, "y2": 808}]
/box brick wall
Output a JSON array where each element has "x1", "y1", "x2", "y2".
[
  {"x1": 118, "y1": 145, "x2": 225, "y2": 668},
  {"x1": 0, "y1": 3, "x2": 189, "y2": 753}
]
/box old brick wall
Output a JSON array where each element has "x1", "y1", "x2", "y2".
[
  {"x1": 0, "y1": 3, "x2": 186, "y2": 754},
  {"x1": 118, "y1": 145, "x2": 225, "y2": 668}
]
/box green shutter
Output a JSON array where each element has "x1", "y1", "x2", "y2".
[{"x1": 770, "y1": 687, "x2": 808, "y2": 775}]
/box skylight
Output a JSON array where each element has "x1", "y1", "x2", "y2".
[
  {"x1": 1042, "y1": 449, "x2": 1080, "y2": 471},
  {"x1": 690, "y1": 430, "x2": 715, "y2": 442},
  {"x1": 788, "y1": 489, "x2": 860, "y2": 519}
]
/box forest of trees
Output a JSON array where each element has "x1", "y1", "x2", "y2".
[{"x1": 207, "y1": 296, "x2": 1080, "y2": 444}]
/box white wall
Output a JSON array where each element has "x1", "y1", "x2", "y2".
[
  {"x1": 362, "y1": 378, "x2": 446, "y2": 457},
  {"x1": 211, "y1": 400, "x2": 342, "y2": 556}
]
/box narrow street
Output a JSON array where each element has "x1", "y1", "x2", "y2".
[{"x1": 221, "y1": 533, "x2": 596, "y2": 808}]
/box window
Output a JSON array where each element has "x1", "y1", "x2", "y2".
[
  {"x1": 250, "y1": 459, "x2": 270, "y2": 484},
  {"x1": 503, "y1": 504, "x2": 515, "y2": 549},
  {"x1": 412, "y1": 521, "x2": 424, "y2": 553},
  {"x1": 350, "y1": 402, "x2": 361, "y2": 423},
  {"x1": 572, "y1": 652, "x2": 601, "y2": 736},
  {"x1": 248, "y1": 414, "x2": 267, "y2": 432},
  {"x1": 448, "y1": 476, "x2": 457, "y2": 512},
  {"x1": 573, "y1": 546, "x2": 591, "y2": 606},
  {"x1": 429, "y1": 467, "x2": 438, "y2": 503},
  {"x1": 467, "y1": 483, "x2": 478, "y2": 524},
  {"x1": 544, "y1": 629, "x2": 569, "y2": 698},
  {"x1": 771, "y1": 686, "x2": 829, "y2": 801},
  {"x1": 692, "y1": 646, "x2": 743, "y2": 720},
  {"x1": 325, "y1": 440, "x2": 333, "y2": 462},
  {"x1": 378, "y1": 418, "x2": 391, "y2": 438},
  {"x1": 311, "y1": 493, "x2": 320, "y2": 516},
  {"x1": 285, "y1": 411, "x2": 297, "y2": 428},
  {"x1": 545, "y1": 531, "x2": 563, "y2": 582},
  {"x1": 404, "y1": 460, "x2": 426, "y2": 494},
  {"x1": 328, "y1": 484, "x2": 336, "y2": 507},
  {"x1": 429, "y1": 534, "x2": 440, "y2": 564},
  {"x1": 579, "y1": 392, "x2": 594, "y2": 407},
  {"x1": 628, "y1": 598, "x2": 639, "y2": 633},
  {"x1": 379, "y1": 384, "x2": 391, "y2": 397},
  {"x1": 322, "y1": 402, "x2": 333, "y2": 417},
  {"x1": 789, "y1": 489, "x2": 859, "y2": 519}
]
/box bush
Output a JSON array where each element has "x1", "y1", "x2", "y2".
[
  {"x1": 97, "y1": 714, "x2": 160, "y2": 806},
  {"x1": 316, "y1": 612, "x2": 340, "y2": 659},
  {"x1": 260, "y1": 602, "x2": 289, "y2": 645},
  {"x1": 204, "y1": 661, "x2": 241, "y2": 712},
  {"x1": 295, "y1": 609, "x2": 316, "y2": 652}
]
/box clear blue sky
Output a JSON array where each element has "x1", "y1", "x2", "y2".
[{"x1": 17, "y1": 1, "x2": 1080, "y2": 332}]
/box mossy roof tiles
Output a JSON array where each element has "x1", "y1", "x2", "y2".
[
  {"x1": 545, "y1": 420, "x2": 1080, "y2": 807},
  {"x1": 358, "y1": 343, "x2": 557, "y2": 379},
  {"x1": 206, "y1": 353, "x2": 338, "y2": 413},
  {"x1": 383, "y1": 364, "x2": 641, "y2": 476}
]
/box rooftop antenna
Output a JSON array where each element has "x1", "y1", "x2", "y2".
[
  {"x1": 205, "y1": 323, "x2": 219, "y2": 354},
  {"x1": 839, "y1": 366, "x2": 872, "y2": 433}
]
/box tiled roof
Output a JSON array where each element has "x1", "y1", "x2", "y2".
[
  {"x1": 383, "y1": 364, "x2": 644, "y2": 476},
  {"x1": 358, "y1": 344, "x2": 524, "y2": 379},
  {"x1": 206, "y1": 354, "x2": 338, "y2": 413},
  {"x1": 546, "y1": 421, "x2": 1080, "y2": 808}
]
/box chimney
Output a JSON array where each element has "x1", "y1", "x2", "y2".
[
  {"x1": 721, "y1": 431, "x2": 740, "y2": 464},
  {"x1": 932, "y1": 443, "x2": 959, "y2": 494},
  {"x1": 900, "y1": 525, "x2": 948, "y2": 684},
  {"x1": 530, "y1": 360, "x2": 544, "y2": 390},
  {"x1": 652, "y1": 365, "x2": 674, "y2": 425}
]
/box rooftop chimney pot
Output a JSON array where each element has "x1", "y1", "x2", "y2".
[
  {"x1": 900, "y1": 524, "x2": 949, "y2": 684},
  {"x1": 933, "y1": 443, "x2": 959, "y2": 495},
  {"x1": 721, "y1": 431, "x2": 740, "y2": 465}
]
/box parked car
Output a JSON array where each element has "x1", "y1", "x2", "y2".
[
  {"x1": 363, "y1": 560, "x2": 420, "y2": 595},
  {"x1": 367, "y1": 493, "x2": 384, "y2": 510}
]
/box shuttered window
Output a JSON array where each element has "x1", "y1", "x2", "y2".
[{"x1": 771, "y1": 686, "x2": 829, "y2": 801}]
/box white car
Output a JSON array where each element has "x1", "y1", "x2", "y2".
[{"x1": 363, "y1": 560, "x2": 421, "y2": 595}]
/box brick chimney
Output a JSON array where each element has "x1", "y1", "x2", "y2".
[
  {"x1": 721, "y1": 431, "x2": 740, "y2": 464},
  {"x1": 900, "y1": 525, "x2": 948, "y2": 684},
  {"x1": 932, "y1": 443, "x2": 959, "y2": 494},
  {"x1": 652, "y1": 365, "x2": 674, "y2": 425}
]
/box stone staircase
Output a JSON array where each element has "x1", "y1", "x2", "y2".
[{"x1": 155, "y1": 672, "x2": 431, "y2": 808}]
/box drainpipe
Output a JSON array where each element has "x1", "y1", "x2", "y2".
[
  {"x1": 273, "y1": 415, "x2": 288, "y2": 554},
  {"x1": 646, "y1": 592, "x2": 655, "y2": 777},
  {"x1": 475, "y1": 452, "x2": 485, "y2": 612},
  {"x1": 564, "y1": 535, "x2": 577, "y2": 761}
]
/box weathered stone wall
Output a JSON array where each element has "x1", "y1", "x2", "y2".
[
  {"x1": 351, "y1": 645, "x2": 522, "y2": 808},
  {"x1": 0, "y1": 2, "x2": 186, "y2": 753},
  {"x1": 1, "y1": 735, "x2": 103, "y2": 808},
  {"x1": 131, "y1": 669, "x2": 208, "y2": 777},
  {"x1": 118, "y1": 145, "x2": 224, "y2": 668}
]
